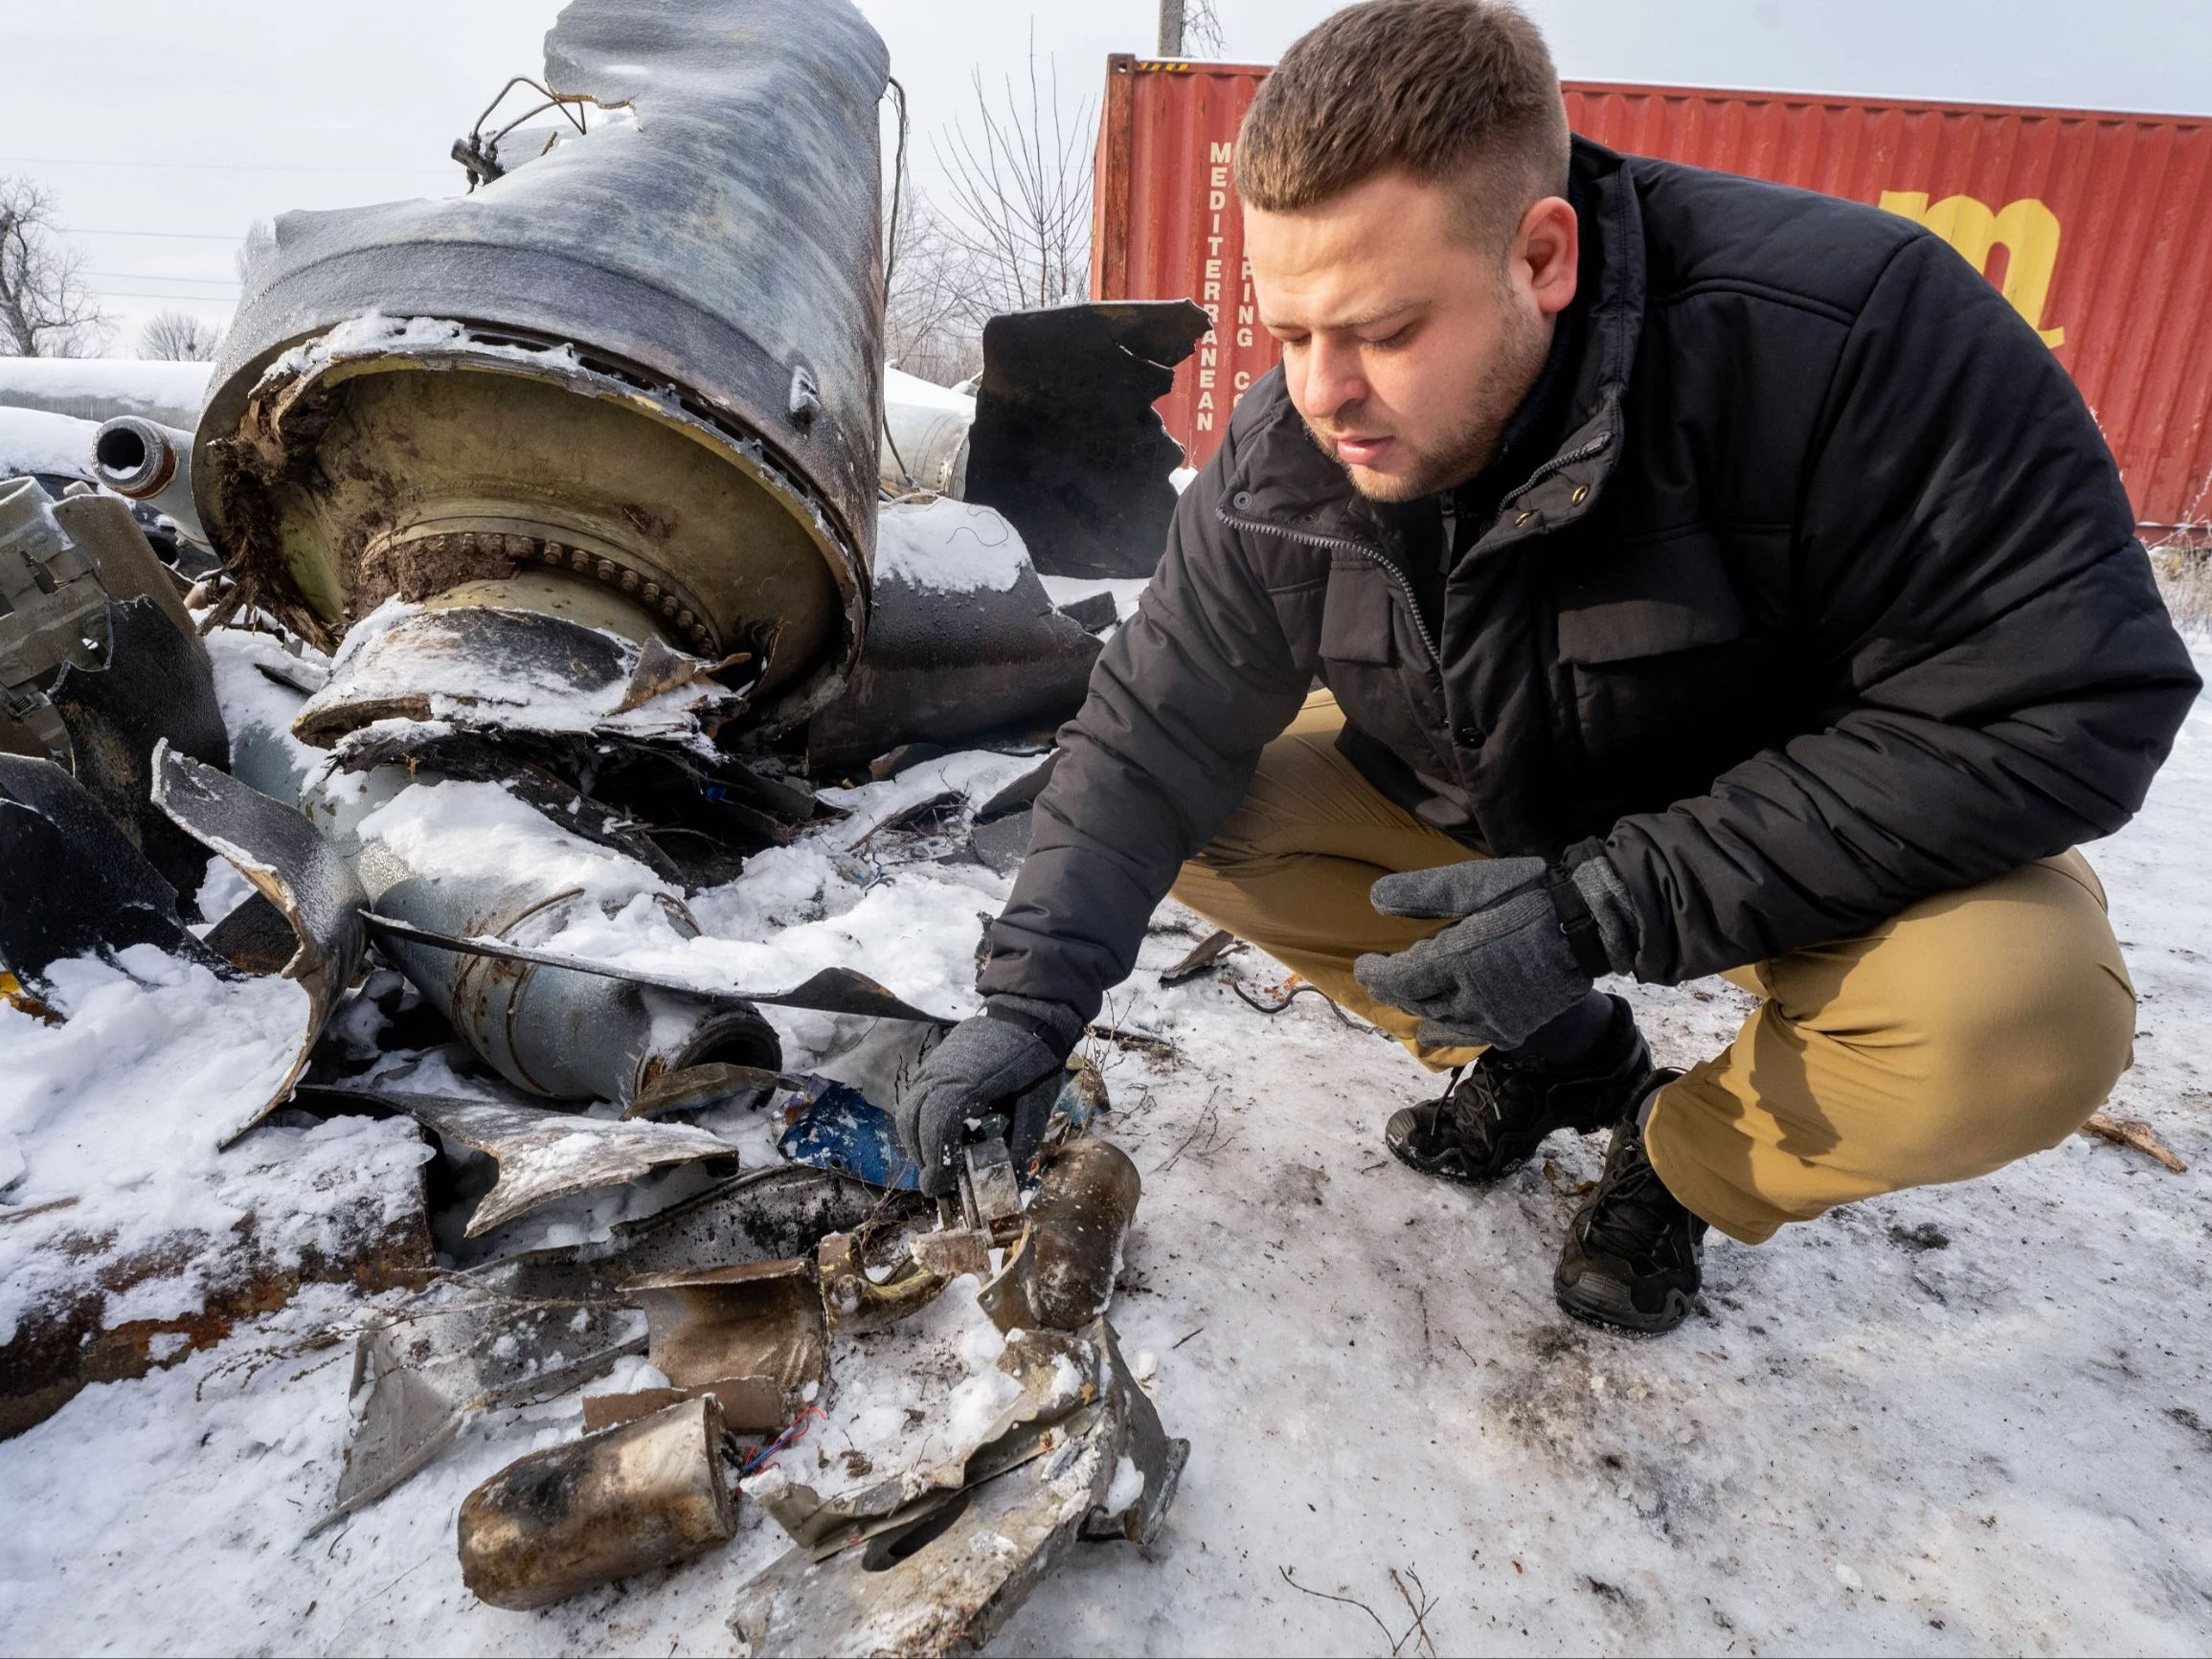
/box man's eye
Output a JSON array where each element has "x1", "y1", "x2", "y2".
[{"x1": 1364, "y1": 324, "x2": 1413, "y2": 349}]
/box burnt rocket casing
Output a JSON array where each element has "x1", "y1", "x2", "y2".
[
  {"x1": 459, "y1": 1393, "x2": 737, "y2": 1610},
  {"x1": 194, "y1": 0, "x2": 889, "y2": 733},
  {"x1": 980, "y1": 1140, "x2": 1142, "y2": 1334}
]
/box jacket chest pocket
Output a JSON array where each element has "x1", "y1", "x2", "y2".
[
  {"x1": 1555, "y1": 530, "x2": 1764, "y2": 768},
  {"x1": 1317, "y1": 563, "x2": 1444, "y2": 757}
]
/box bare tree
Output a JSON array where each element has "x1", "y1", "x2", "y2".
[
  {"x1": 933, "y1": 48, "x2": 1095, "y2": 321},
  {"x1": 884, "y1": 196, "x2": 984, "y2": 386},
  {"x1": 236, "y1": 218, "x2": 275, "y2": 289},
  {"x1": 1159, "y1": 0, "x2": 1225, "y2": 56},
  {"x1": 0, "y1": 179, "x2": 106, "y2": 357},
  {"x1": 138, "y1": 309, "x2": 223, "y2": 362}
]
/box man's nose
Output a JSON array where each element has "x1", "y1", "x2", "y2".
[{"x1": 1298, "y1": 334, "x2": 1368, "y2": 423}]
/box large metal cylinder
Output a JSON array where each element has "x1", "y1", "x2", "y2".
[{"x1": 194, "y1": 0, "x2": 890, "y2": 732}]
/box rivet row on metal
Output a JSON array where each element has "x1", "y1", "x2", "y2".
[{"x1": 388, "y1": 530, "x2": 719, "y2": 653}]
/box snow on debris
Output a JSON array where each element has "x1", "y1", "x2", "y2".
[
  {"x1": 4, "y1": 648, "x2": 2212, "y2": 1652},
  {"x1": 873, "y1": 498, "x2": 1031, "y2": 594},
  {"x1": 0, "y1": 406, "x2": 101, "y2": 482}
]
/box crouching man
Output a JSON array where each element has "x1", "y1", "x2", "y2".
[{"x1": 899, "y1": 0, "x2": 2199, "y2": 1333}]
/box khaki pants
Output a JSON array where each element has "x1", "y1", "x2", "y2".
[{"x1": 1170, "y1": 692, "x2": 2136, "y2": 1244}]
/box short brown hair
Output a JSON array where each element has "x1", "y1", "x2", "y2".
[{"x1": 1236, "y1": 0, "x2": 1569, "y2": 247}]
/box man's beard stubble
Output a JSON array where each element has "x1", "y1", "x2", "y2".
[{"x1": 1304, "y1": 302, "x2": 1552, "y2": 504}]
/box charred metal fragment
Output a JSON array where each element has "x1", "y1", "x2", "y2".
[
  {"x1": 804, "y1": 504, "x2": 1099, "y2": 776},
  {"x1": 316, "y1": 1165, "x2": 892, "y2": 1522},
  {"x1": 621, "y1": 1258, "x2": 826, "y2": 1431},
  {"x1": 0, "y1": 755, "x2": 215, "y2": 982},
  {"x1": 293, "y1": 590, "x2": 747, "y2": 755},
  {"x1": 50, "y1": 596, "x2": 229, "y2": 899},
  {"x1": 151, "y1": 744, "x2": 367, "y2": 1141},
  {"x1": 816, "y1": 1228, "x2": 953, "y2": 1334},
  {"x1": 459, "y1": 1394, "x2": 737, "y2": 1611},
  {"x1": 980, "y1": 1141, "x2": 1142, "y2": 1334},
  {"x1": 323, "y1": 1273, "x2": 649, "y2": 1528},
  {"x1": 367, "y1": 1091, "x2": 739, "y2": 1238},
  {"x1": 964, "y1": 301, "x2": 1209, "y2": 578},
  {"x1": 1159, "y1": 926, "x2": 1241, "y2": 986},
  {"x1": 621, "y1": 1062, "x2": 787, "y2": 1121},
  {"x1": 731, "y1": 1319, "x2": 1185, "y2": 1656}
]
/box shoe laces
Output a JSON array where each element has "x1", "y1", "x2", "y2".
[{"x1": 1583, "y1": 1132, "x2": 1691, "y2": 1262}]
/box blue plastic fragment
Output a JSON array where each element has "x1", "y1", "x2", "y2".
[{"x1": 775, "y1": 1075, "x2": 919, "y2": 1190}]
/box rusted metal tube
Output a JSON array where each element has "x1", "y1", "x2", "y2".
[
  {"x1": 90, "y1": 416, "x2": 204, "y2": 546},
  {"x1": 458, "y1": 1393, "x2": 735, "y2": 1610},
  {"x1": 981, "y1": 1140, "x2": 1142, "y2": 1334}
]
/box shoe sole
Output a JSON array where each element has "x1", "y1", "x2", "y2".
[{"x1": 1552, "y1": 1274, "x2": 1694, "y2": 1335}]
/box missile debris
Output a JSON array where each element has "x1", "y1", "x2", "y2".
[
  {"x1": 621, "y1": 1257, "x2": 827, "y2": 1432},
  {"x1": 980, "y1": 1140, "x2": 1144, "y2": 1334},
  {"x1": 458, "y1": 1393, "x2": 738, "y2": 1610}
]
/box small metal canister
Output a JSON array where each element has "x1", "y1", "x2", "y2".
[{"x1": 458, "y1": 1393, "x2": 735, "y2": 1610}]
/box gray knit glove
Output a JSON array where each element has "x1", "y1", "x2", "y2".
[
  {"x1": 1353, "y1": 855, "x2": 1638, "y2": 1049},
  {"x1": 895, "y1": 994, "x2": 1085, "y2": 1197}
]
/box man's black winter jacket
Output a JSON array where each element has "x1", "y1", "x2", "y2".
[{"x1": 979, "y1": 138, "x2": 2201, "y2": 1016}]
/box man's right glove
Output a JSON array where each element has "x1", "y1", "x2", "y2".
[{"x1": 894, "y1": 994, "x2": 1086, "y2": 1197}]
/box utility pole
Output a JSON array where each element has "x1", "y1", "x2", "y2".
[{"x1": 1158, "y1": 0, "x2": 1185, "y2": 56}]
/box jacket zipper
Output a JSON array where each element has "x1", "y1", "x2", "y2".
[{"x1": 1216, "y1": 508, "x2": 1443, "y2": 668}]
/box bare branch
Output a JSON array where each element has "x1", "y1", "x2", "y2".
[
  {"x1": 138, "y1": 309, "x2": 223, "y2": 362},
  {"x1": 930, "y1": 40, "x2": 1094, "y2": 325},
  {"x1": 0, "y1": 178, "x2": 109, "y2": 357},
  {"x1": 236, "y1": 218, "x2": 276, "y2": 289}
]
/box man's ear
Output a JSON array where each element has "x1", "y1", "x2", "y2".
[{"x1": 1514, "y1": 195, "x2": 1579, "y2": 316}]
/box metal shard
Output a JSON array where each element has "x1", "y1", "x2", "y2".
[
  {"x1": 964, "y1": 301, "x2": 1209, "y2": 578},
  {"x1": 803, "y1": 504, "x2": 1099, "y2": 775},
  {"x1": 150, "y1": 743, "x2": 367, "y2": 1142},
  {"x1": 621, "y1": 1258, "x2": 826, "y2": 1432},
  {"x1": 621, "y1": 1062, "x2": 788, "y2": 1121},
  {"x1": 370, "y1": 1090, "x2": 738, "y2": 1238},
  {"x1": 0, "y1": 754, "x2": 214, "y2": 981},
  {"x1": 325, "y1": 1275, "x2": 649, "y2": 1529},
  {"x1": 730, "y1": 1319, "x2": 1186, "y2": 1656},
  {"x1": 51, "y1": 596, "x2": 229, "y2": 900},
  {"x1": 816, "y1": 1229, "x2": 951, "y2": 1334},
  {"x1": 361, "y1": 913, "x2": 955, "y2": 1026},
  {"x1": 317, "y1": 1164, "x2": 897, "y2": 1526}
]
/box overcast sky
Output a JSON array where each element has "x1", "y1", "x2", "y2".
[{"x1": 6, "y1": 0, "x2": 2206, "y2": 355}]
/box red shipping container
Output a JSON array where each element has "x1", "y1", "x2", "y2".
[{"x1": 1092, "y1": 58, "x2": 2212, "y2": 533}]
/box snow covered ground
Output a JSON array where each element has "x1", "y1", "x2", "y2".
[{"x1": 3, "y1": 642, "x2": 2210, "y2": 1655}]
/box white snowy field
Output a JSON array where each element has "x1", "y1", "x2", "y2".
[{"x1": 3, "y1": 646, "x2": 2210, "y2": 1655}]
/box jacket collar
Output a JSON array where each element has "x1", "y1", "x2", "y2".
[{"x1": 1221, "y1": 137, "x2": 1646, "y2": 555}]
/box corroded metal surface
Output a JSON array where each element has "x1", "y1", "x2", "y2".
[
  {"x1": 979, "y1": 1140, "x2": 1142, "y2": 1334},
  {"x1": 196, "y1": 0, "x2": 890, "y2": 727},
  {"x1": 622, "y1": 1257, "x2": 826, "y2": 1432},
  {"x1": 459, "y1": 1394, "x2": 735, "y2": 1610}
]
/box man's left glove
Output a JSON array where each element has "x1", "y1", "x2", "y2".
[
  {"x1": 1353, "y1": 854, "x2": 1639, "y2": 1050},
  {"x1": 894, "y1": 994, "x2": 1086, "y2": 1197}
]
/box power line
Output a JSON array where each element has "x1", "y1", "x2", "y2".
[
  {"x1": 60, "y1": 227, "x2": 251, "y2": 241},
  {"x1": 0, "y1": 154, "x2": 450, "y2": 176},
  {"x1": 83, "y1": 290, "x2": 239, "y2": 304},
  {"x1": 83, "y1": 271, "x2": 238, "y2": 287}
]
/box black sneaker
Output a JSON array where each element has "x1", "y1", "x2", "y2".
[
  {"x1": 1384, "y1": 995, "x2": 1651, "y2": 1184},
  {"x1": 1554, "y1": 1075, "x2": 1707, "y2": 1335}
]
